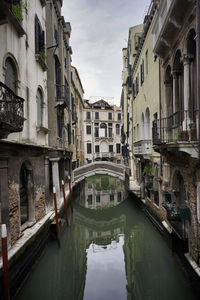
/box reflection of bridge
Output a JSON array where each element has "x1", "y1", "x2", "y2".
[{"x1": 72, "y1": 161, "x2": 129, "y2": 184}]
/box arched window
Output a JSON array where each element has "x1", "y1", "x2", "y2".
[
  {"x1": 186, "y1": 29, "x2": 197, "y2": 121},
  {"x1": 5, "y1": 57, "x2": 17, "y2": 93},
  {"x1": 164, "y1": 65, "x2": 173, "y2": 119},
  {"x1": 36, "y1": 88, "x2": 43, "y2": 126},
  {"x1": 141, "y1": 113, "x2": 145, "y2": 139},
  {"x1": 145, "y1": 108, "x2": 150, "y2": 139},
  {"x1": 173, "y1": 50, "x2": 183, "y2": 119},
  {"x1": 116, "y1": 124, "x2": 120, "y2": 135},
  {"x1": 99, "y1": 123, "x2": 107, "y2": 137}
]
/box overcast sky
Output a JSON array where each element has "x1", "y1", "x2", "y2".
[{"x1": 62, "y1": 0, "x2": 151, "y2": 106}]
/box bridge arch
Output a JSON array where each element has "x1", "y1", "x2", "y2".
[{"x1": 72, "y1": 161, "x2": 128, "y2": 185}]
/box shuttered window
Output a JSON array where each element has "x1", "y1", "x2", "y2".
[{"x1": 35, "y1": 15, "x2": 45, "y2": 57}]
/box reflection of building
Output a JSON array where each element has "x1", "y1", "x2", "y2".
[
  {"x1": 80, "y1": 175, "x2": 127, "y2": 209},
  {"x1": 83, "y1": 99, "x2": 122, "y2": 164}
]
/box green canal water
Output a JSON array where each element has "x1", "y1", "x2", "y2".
[{"x1": 16, "y1": 175, "x2": 197, "y2": 300}]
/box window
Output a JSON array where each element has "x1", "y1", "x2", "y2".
[
  {"x1": 72, "y1": 129, "x2": 75, "y2": 144},
  {"x1": 118, "y1": 113, "x2": 121, "y2": 121},
  {"x1": 86, "y1": 125, "x2": 91, "y2": 134},
  {"x1": 99, "y1": 123, "x2": 107, "y2": 137},
  {"x1": 86, "y1": 111, "x2": 91, "y2": 120},
  {"x1": 55, "y1": 56, "x2": 61, "y2": 98},
  {"x1": 95, "y1": 112, "x2": 99, "y2": 120},
  {"x1": 57, "y1": 110, "x2": 63, "y2": 138},
  {"x1": 67, "y1": 123, "x2": 71, "y2": 144},
  {"x1": 54, "y1": 24, "x2": 59, "y2": 45},
  {"x1": 96, "y1": 195, "x2": 100, "y2": 203},
  {"x1": 108, "y1": 123, "x2": 112, "y2": 138},
  {"x1": 110, "y1": 194, "x2": 114, "y2": 201},
  {"x1": 109, "y1": 145, "x2": 113, "y2": 152},
  {"x1": 35, "y1": 15, "x2": 45, "y2": 59},
  {"x1": 116, "y1": 143, "x2": 121, "y2": 154},
  {"x1": 136, "y1": 74, "x2": 139, "y2": 94},
  {"x1": 117, "y1": 160, "x2": 121, "y2": 164},
  {"x1": 146, "y1": 50, "x2": 148, "y2": 74},
  {"x1": 95, "y1": 123, "x2": 99, "y2": 137},
  {"x1": 141, "y1": 59, "x2": 144, "y2": 85},
  {"x1": 5, "y1": 57, "x2": 17, "y2": 93},
  {"x1": 36, "y1": 88, "x2": 43, "y2": 126},
  {"x1": 87, "y1": 194, "x2": 92, "y2": 205},
  {"x1": 116, "y1": 124, "x2": 120, "y2": 135},
  {"x1": 64, "y1": 79, "x2": 70, "y2": 108},
  {"x1": 108, "y1": 112, "x2": 112, "y2": 120},
  {"x1": 95, "y1": 145, "x2": 99, "y2": 153},
  {"x1": 117, "y1": 192, "x2": 122, "y2": 202},
  {"x1": 133, "y1": 83, "x2": 135, "y2": 99},
  {"x1": 87, "y1": 143, "x2": 92, "y2": 154}
]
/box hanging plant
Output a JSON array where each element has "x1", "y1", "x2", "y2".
[{"x1": 12, "y1": 2, "x2": 26, "y2": 22}]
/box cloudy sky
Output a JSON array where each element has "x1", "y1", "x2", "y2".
[{"x1": 62, "y1": 0, "x2": 151, "y2": 105}]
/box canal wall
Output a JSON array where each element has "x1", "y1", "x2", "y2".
[
  {"x1": 0, "y1": 187, "x2": 73, "y2": 299},
  {"x1": 132, "y1": 193, "x2": 200, "y2": 296}
]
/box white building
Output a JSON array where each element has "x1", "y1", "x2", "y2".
[{"x1": 83, "y1": 99, "x2": 122, "y2": 164}]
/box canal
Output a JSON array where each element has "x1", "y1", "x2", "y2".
[{"x1": 16, "y1": 175, "x2": 197, "y2": 300}]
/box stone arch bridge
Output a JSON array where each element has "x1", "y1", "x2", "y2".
[{"x1": 72, "y1": 161, "x2": 129, "y2": 186}]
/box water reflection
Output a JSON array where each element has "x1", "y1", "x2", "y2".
[
  {"x1": 16, "y1": 176, "x2": 197, "y2": 300},
  {"x1": 78, "y1": 175, "x2": 127, "y2": 209}
]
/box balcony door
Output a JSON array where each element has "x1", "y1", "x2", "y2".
[{"x1": 5, "y1": 57, "x2": 17, "y2": 93}]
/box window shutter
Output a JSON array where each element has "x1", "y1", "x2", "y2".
[
  {"x1": 35, "y1": 15, "x2": 39, "y2": 54},
  {"x1": 133, "y1": 83, "x2": 135, "y2": 98},
  {"x1": 39, "y1": 30, "x2": 45, "y2": 52}
]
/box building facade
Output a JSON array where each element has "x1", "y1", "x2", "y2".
[
  {"x1": 46, "y1": 0, "x2": 73, "y2": 203},
  {"x1": 71, "y1": 66, "x2": 84, "y2": 168},
  {"x1": 0, "y1": 0, "x2": 76, "y2": 257},
  {"x1": 83, "y1": 99, "x2": 122, "y2": 164},
  {"x1": 0, "y1": 0, "x2": 48, "y2": 247},
  {"x1": 71, "y1": 66, "x2": 84, "y2": 169},
  {"x1": 152, "y1": 0, "x2": 200, "y2": 266},
  {"x1": 131, "y1": 3, "x2": 160, "y2": 203}
]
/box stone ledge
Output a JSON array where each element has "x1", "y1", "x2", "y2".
[{"x1": 185, "y1": 253, "x2": 200, "y2": 277}]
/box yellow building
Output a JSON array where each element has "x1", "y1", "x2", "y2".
[{"x1": 130, "y1": 2, "x2": 160, "y2": 203}]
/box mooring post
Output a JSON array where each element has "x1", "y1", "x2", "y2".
[
  {"x1": 68, "y1": 176, "x2": 73, "y2": 212},
  {"x1": 1, "y1": 224, "x2": 10, "y2": 300},
  {"x1": 53, "y1": 187, "x2": 59, "y2": 237},
  {"x1": 61, "y1": 180, "x2": 68, "y2": 224}
]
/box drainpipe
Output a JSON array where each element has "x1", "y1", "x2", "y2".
[{"x1": 159, "y1": 58, "x2": 163, "y2": 178}]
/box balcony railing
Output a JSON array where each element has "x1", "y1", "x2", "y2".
[
  {"x1": 0, "y1": 81, "x2": 24, "y2": 138},
  {"x1": 55, "y1": 84, "x2": 70, "y2": 107},
  {"x1": 94, "y1": 152, "x2": 115, "y2": 159},
  {"x1": 152, "y1": 110, "x2": 198, "y2": 145},
  {"x1": 133, "y1": 139, "x2": 151, "y2": 156}
]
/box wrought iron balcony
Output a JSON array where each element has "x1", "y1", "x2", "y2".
[
  {"x1": 152, "y1": 110, "x2": 198, "y2": 145},
  {"x1": 133, "y1": 140, "x2": 151, "y2": 157},
  {"x1": 0, "y1": 81, "x2": 25, "y2": 138},
  {"x1": 0, "y1": 0, "x2": 25, "y2": 36},
  {"x1": 55, "y1": 84, "x2": 70, "y2": 107}
]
